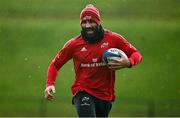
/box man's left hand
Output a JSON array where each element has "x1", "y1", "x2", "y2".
[{"x1": 107, "y1": 56, "x2": 130, "y2": 70}]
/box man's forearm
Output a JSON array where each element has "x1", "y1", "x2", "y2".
[{"x1": 46, "y1": 63, "x2": 58, "y2": 87}]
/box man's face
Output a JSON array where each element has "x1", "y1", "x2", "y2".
[{"x1": 81, "y1": 20, "x2": 98, "y2": 37}]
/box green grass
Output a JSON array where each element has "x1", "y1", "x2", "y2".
[{"x1": 0, "y1": 0, "x2": 180, "y2": 117}]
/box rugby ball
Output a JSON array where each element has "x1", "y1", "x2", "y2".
[{"x1": 102, "y1": 48, "x2": 128, "y2": 64}]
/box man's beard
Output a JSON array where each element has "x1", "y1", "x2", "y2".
[{"x1": 81, "y1": 25, "x2": 104, "y2": 44}]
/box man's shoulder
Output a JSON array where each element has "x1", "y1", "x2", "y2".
[
  {"x1": 104, "y1": 29, "x2": 127, "y2": 43},
  {"x1": 65, "y1": 34, "x2": 82, "y2": 44},
  {"x1": 104, "y1": 29, "x2": 123, "y2": 38},
  {"x1": 63, "y1": 34, "x2": 82, "y2": 48}
]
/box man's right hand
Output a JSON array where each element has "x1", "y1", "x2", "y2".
[{"x1": 44, "y1": 85, "x2": 56, "y2": 101}]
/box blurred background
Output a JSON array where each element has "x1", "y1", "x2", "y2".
[{"x1": 0, "y1": 0, "x2": 179, "y2": 117}]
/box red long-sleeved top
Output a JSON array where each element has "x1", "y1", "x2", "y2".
[{"x1": 46, "y1": 30, "x2": 142, "y2": 101}]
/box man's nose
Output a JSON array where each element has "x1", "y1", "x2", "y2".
[{"x1": 85, "y1": 22, "x2": 91, "y2": 28}]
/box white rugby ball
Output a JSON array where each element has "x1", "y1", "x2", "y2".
[{"x1": 102, "y1": 48, "x2": 128, "y2": 64}]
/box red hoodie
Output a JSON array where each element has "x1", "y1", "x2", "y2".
[{"x1": 46, "y1": 30, "x2": 142, "y2": 101}]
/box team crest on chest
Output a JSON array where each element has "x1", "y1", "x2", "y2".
[{"x1": 101, "y1": 42, "x2": 109, "y2": 48}]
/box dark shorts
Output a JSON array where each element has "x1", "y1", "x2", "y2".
[{"x1": 73, "y1": 91, "x2": 112, "y2": 117}]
